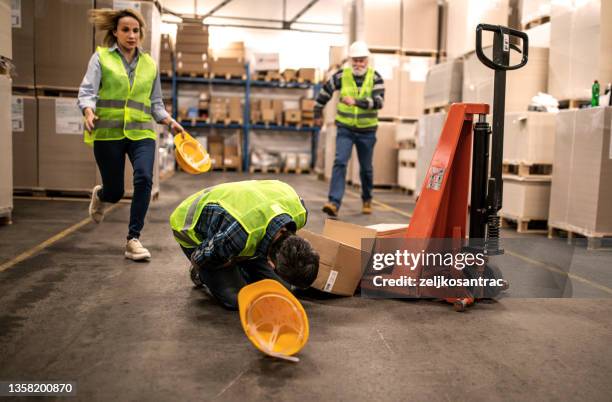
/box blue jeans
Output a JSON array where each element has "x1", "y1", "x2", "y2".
[
  {"x1": 93, "y1": 138, "x2": 156, "y2": 239},
  {"x1": 329, "y1": 125, "x2": 377, "y2": 208},
  {"x1": 180, "y1": 247, "x2": 290, "y2": 310}
]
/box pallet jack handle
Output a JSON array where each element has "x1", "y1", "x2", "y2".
[{"x1": 475, "y1": 24, "x2": 529, "y2": 71}]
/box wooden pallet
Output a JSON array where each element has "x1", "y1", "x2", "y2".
[
  {"x1": 160, "y1": 70, "x2": 173, "y2": 77},
  {"x1": 548, "y1": 225, "x2": 612, "y2": 250},
  {"x1": 283, "y1": 167, "x2": 311, "y2": 174},
  {"x1": 0, "y1": 207, "x2": 12, "y2": 226},
  {"x1": 399, "y1": 160, "x2": 416, "y2": 168},
  {"x1": 502, "y1": 163, "x2": 552, "y2": 177},
  {"x1": 211, "y1": 73, "x2": 246, "y2": 80},
  {"x1": 300, "y1": 121, "x2": 315, "y2": 128},
  {"x1": 558, "y1": 99, "x2": 591, "y2": 110},
  {"x1": 423, "y1": 104, "x2": 451, "y2": 114},
  {"x1": 12, "y1": 86, "x2": 37, "y2": 96},
  {"x1": 176, "y1": 71, "x2": 208, "y2": 78},
  {"x1": 36, "y1": 87, "x2": 79, "y2": 97},
  {"x1": 398, "y1": 187, "x2": 415, "y2": 197},
  {"x1": 249, "y1": 166, "x2": 281, "y2": 174},
  {"x1": 524, "y1": 15, "x2": 550, "y2": 30},
  {"x1": 501, "y1": 215, "x2": 548, "y2": 234},
  {"x1": 398, "y1": 139, "x2": 416, "y2": 149},
  {"x1": 222, "y1": 165, "x2": 242, "y2": 172}
]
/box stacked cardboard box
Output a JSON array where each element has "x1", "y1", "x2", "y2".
[
  {"x1": 12, "y1": 95, "x2": 37, "y2": 188},
  {"x1": 213, "y1": 41, "x2": 244, "y2": 59},
  {"x1": 297, "y1": 68, "x2": 316, "y2": 83},
  {"x1": 549, "y1": 107, "x2": 612, "y2": 238},
  {"x1": 372, "y1": 54, "x2": 400, "y2": 118},
  {"x1": 0, "y1": 0, "x2": 10, "y2": 60},
  {"x1": 284, "y1": 110, "x2": 301, "y2": 125},
  {"x1": 401, "y1": 0, "x2": 438, "y2": 52},
  {"x1": 223, "y1": 141, "x2": 241, "y2": 171},
  {"x1": 0, "y1": 74, "x2": 12, "y2": 219},
  {"x1": 549, "y1": 1, "x2": 612, "y2": 100},
  {"x1": 399, "y1": 56, "x2": 432, "y2": 118},
  {"x1": 503, "y1": 112, "x2": 556, "y2": 165},
  {"x1": 501, "y1": 176, "x2": 551, "y2": 222},
  {"x1": 253, "y1": 53, "x2": 280, "y2": 72},
  {"x1": 198, "y1": 92, "x2": 210, "y2": 120},
  {"x1": 396, "y1": 122, "x2": 418, "y2": 193},
  {"x1": 300, "y1": 98, "x2": 315, "y2": 126},
  {"x1": 175, "y1": 22, "x2": 209, "y2": 76},
  {"x1": 250, "y1": 99, "x2": 261, "y2": 123},
  {"x1": 159, "y1": 34, "x2": 173, "y2": 74},
  {"x1": 228, "y1": 97, "x2": 242, "y2": 123},
  {"x1": 95, "y1": 0, "x2": 162, "y2": 63},
  {"x1": 209, "y1": 57, "x2": 244, "y2": 79},
  {"x1": 350, "y1": 122, "x2": 398, "y2": 186},
  {"x1": 282, "y1": 69, "x2": 297, "y2": 82},
  {"x1": 416, "y1": 112, "x2": 446, "y2": 196},
  {"x1": 463, "y1": 47, "x2": 549, "y2": 112},
  {"x1": 208, "y1": 136, "x2": 224, "y2": 169},
  {"x1": 38, "y1": 96, "x2": 97, "y2": 191},
  {"x1": 521, "y1": 0, "x2": 550, "y2": 27},
  {"x1": 210, "y1": 97, "x2": 228, "y2": 123},
  {"x1": 11, "y1": 0, "x2": 34, "y2": 88},
  {"x1": 363, "y1": 0, "x2": 401, "y2": 49},
  {"x1": 423, "y1": 59, "x2": 463, "y2": 109}
]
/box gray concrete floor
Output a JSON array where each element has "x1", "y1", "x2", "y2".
[{"x1": 0, "y1": 172, "x2": 611, "y2": 402}]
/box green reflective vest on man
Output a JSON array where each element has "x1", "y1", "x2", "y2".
[
  {"x1": 169, "y1": 180, "x2": 308, "y2": 257},
  {"x1": 335, "y1": 66, "x2": 378, "y2": 129},
  {"x1": 84, "y1": 46, "x2": 157, "y2": 145}
]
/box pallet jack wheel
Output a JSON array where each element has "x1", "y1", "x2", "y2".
[{"x1": 453, "y1": 299, "x2": 467, "y2": 312}]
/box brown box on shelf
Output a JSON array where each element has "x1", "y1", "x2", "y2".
[
  {"x1": 223, "y1": 145, "x2": 241, "y2": 168},
  {"x1": 38, "y1": 96, "x2": 97, "y2": 190},
  {"x1": 11, "y1": 0, "x2": 35, "y2": 87},
  {"x1": 35, "y1": 0, "x2": 94, "y2": 89},
  {"x1": 12, "y1": 95, "x2": 38, "y2": 188},
  {"x1": 284, "y1": 110, "x2": 301, "y2": 124},
  {"x1": 210, "y1": 57, "x2": 244, "y2": 77},
  {"x1": 259, "y1": 99, "x2": 272, "y2": 110},
  {"x1": 208, "y1": 136, "x2": 224, "y2": 156},
  {"x1": 210, "y1": 154, "x2": 223, "y2": 169},
  {"x1": 176, "y1": 31, "x2": 209, "y2": 45},
  {"x1": 298, "y1": 68, "x2": 316, "y2": 82},
  {"x1": 176, "y1": 52, "x2": 208, "y2": 63},
  {"x1": 282, "y1": 69, "x2": 297, "y2": 82},
  {"x1": 177, "y1": 23, "x2": 208, "y2": 35},
  {"x1": 176, "y1": 61, "x2": 209, "y2": 75},
  {"x1": 175, "y1": 42, "x2": 207, "y2": 54},
  {"x1": 261, "y1": 109, "x2": 275, "y2": 123},
  {"x1": 300, "y1": 98, "x2": 316, "y2": 111},
  {"x1": 213, "y1": 42, "x2": 245, "y2": 59},
  {"x1": 251, "y1": 109, "x2": 261, "y2": 122},
  {"x1": 228, "y1": 98, "x2": 242, "y2": 122}
]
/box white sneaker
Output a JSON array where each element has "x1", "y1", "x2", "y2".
[
  {"x1": 125, "y1": 238, "x2": 151, "y2": 261},
  {"x1": 89, "y1": 185, "x2": 105, "y2": 223}
]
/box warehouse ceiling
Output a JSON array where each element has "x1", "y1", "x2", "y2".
[{"x1": 161, "y1": 0, "x2": 343, "y2": 34}]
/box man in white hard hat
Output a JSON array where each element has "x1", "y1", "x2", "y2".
[{"x1": 314, "y1": 41, "x2": 385, "y2": 217}]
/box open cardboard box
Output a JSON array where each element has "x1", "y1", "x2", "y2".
[{"x1": 299, "y1": 220, "x2": 409, "y2": 296}]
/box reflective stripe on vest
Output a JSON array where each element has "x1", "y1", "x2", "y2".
[
  {"x1": 169, "y1": 181, "x2": 307, "y2": 254},
  {"x1": 85, "y1": 46, "x2": 157, "y2": 145},
  {"x1": 335, "y1": 67, "x2": 378, "y2": 129}
]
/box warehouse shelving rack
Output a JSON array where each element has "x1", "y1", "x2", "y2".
[{"x1": 161, "y1": 62, "x2": 321, "y2": 171}]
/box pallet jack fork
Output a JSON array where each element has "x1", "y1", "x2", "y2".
[{"x1": 388, "y1": 25, "x2": 529, "y2": 311}]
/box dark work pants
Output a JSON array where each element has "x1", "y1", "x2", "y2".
[
  {"x1": 93, "y1": 138, "x2": 155, "y2": 239},
  {"x1": 181, "y1": 247, "x2": 290, "y2": 310}
]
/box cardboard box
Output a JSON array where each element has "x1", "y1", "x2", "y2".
[
  {"x1": 501, "y1": 175, "x2": 551, "y2": 220},
  {"x1": 424, "y1": 58, "x2": 463, "y2": 109},
  {"x1": 324, "y1": 123, "x2": 336, "y2": 180},
  {"x1": 210, "y1": 154, "x2": 223, "y2": 169},
  {"x1": 208, "y1": 136, "x2": 224, "y2": 156},
  {"x1": 228, "y1": 97, "x2": 242, "y2": 122},
  {"x1": 176, "y1": 61, "x2": 208, "y2": 75},
  {"x1": 549, "y1": 1, "x2": 612, "y2": 100},
  {"x1": 395, "y1": 121, "x2": 417, "y2": 143},
  {"x1": 213, "y1": 42, "x2": 245, "y2": 59},
  {"x1": 261, "y1": 108, "x2": 275, "y2": 122},
  {"x1": 399, "y1": 148, "x2": 417, "y2": 163},
  {"x1": 176, "y1": 32, "x2": 209, "y2": 46},
  {"x1": 298, "y1": 68, "x2": 316, "y2": 83},
  {"x1": 223, "y1": 145, "x2": 240, "y2": 168},
  {"x1": 504, "y1": 112, "x2": 556, "y2": 165},
  {"x1": 95, "y1": 0, "x2": 161, "y2": 63},
  {"x1": 300, "y1": 98, "x2": 315, "y2": 112},
  {"x1": 254, "y1": 53, "x2": 279, "y2": 71},
  {"x1": 284, "y1": 110, "x2": 301, "y2": 124},
  {"x1": 401, "y1": 0, "x2": 438, "y2": 52},
  {"x1": 372, "y1": 54, "x2": 400, "y2": 118},
  {"x1": 363, "y1": 0, "x2": 401, "y2": 49},
  {"x1": 12, "y1": 95, "x2": 37, "y2": 188},
  {"x1": 176, "y1": 42, "x2": 207, "y2": 54},
  {"x1": 463, "y1": 47, "x2": 549, "y2": 113},
  {"x1": 350, "y1": 121, "x2": 398, "y2": 186},
  {"x1": 365, "y1": 223, "x2": 409, "y2": 238},
  {"x1": 282, "y1": 69, "x2": 297, "y2": 82},
  {"x1": 176, "y1": 52, "x2": 208, "y2": 63},
  {"x1": 0, "y1": 0, "x2": 11, "y2": 59},
  {"x1": 398, "y1": 166, "x2": 417, "y2": 190},
  {"x1": 549, "y1": 107, "x2": 612, "y2": 235},
  {"x1": 259, "y1": 99, "x2": 272, "y2": 110},
  {"x1": 35, "y1": 0, "x2": 94, "y2": 89},
  {"x1": 0, "y1": 75, "x2": 12, "y2": 213},
  {"x1": 299, "y1": 220, "x2": 377, "y2": 296},
  {"x1": 11, "y1": 0, "x2": 34, "y2": 87},
  {"x1": 399, "y1": 56, "x2": 432, "y2": 118},
  {"x1": 38, "y1": 96, "x2": 96, "y2": 190},
  {"x1": 210, "y1": 57, "x2": 244, "y2": 77},
  {"x1": 446, "y1": 0, "x2": 509, "y2": 59},
  {"x1": 416, "y1": 112, "x2": 446, "y2": 195},
  {"x1": 521, "y1": 0, "x2": 550, "y2": 26},
  {"x1": 177, "y1": 23, "x2": 208, "y2": 36}
]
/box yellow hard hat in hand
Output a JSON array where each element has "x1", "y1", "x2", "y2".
[
  {"x1": 238, "y1": 279, "x2": 309, "y2": 362},
  {"x1": 174, "y1": 132, "x2": 211, "y2": 174}
]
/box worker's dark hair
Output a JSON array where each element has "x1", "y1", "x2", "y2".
[
  {"x1": 270, "y1": 234, "x2": 319, "y2": 289},
  {"x1": 89, "y1": 8, "x2": 146, "y2": 47}
]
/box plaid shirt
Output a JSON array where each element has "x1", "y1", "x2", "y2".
[{"x1": 185, "y1": 204, "x2": 301, "y2": 269}]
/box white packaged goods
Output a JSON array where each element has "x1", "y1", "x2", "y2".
[
  {"x1": 363, "y1": 0, "x2": 401, "y2": 49},
  {"x1": 0, "y1": 75, "x2": 12, "y2": 214},
  {"x1": 401, "y1": 0, "x2": 438, "y2": 52},
  {"x1": 549, "y1": 107, "x2": 612, "y2": 235},
  {"x1": 549, "y1": 0, "x2": 612, "y2": 100},
  {"x1": 525, "y1": 22, "x2": 550, "y2": 48},
  {"x1": 463, "y1": 47, "x2": 549, "y2": 112},
  {"x1": 398, "y1": 166, "x2": 417, "y2": 190},
  {"x1": 372, "y1": 53, "x2": 400, "y2": 118},
  {"x1": 446, "y1": 0, "x2": 509, "y2": 59},
  {"x1": 0, "y1": 0, "x2": 11, "y2": 59},
  {"x1": 503, "y1": 112, "x2": 556, "y2": 165},
  {"x1": 395, "y1": 121, "x2": 417, "y2": 143},
  {"x1": 521, "y1": 0, "x2": 551, "y2": 26},
  {"x1": 253, "y1": 53, "x2": 280, "y2": 71},
  {"x1": 416, "y1": 112, "x2": 446, "y2": 195},
  {"x1": 399, "y1": 56, "x2": 432, "y2": 118},
  {"x1": 423, "y1": 59, "x2": 463, "y2": 109},
  {"x1": 501, "y1": 176, "x2": 551, "y2": 220}
]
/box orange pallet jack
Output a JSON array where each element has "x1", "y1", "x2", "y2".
[{"x1": 364, "y1": 25, "x2": 529, "y2": 311}]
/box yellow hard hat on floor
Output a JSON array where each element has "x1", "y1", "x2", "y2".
[
  {"x1": 238, "y1": 279, "x2": 309, "y2": 361},
  {"x1": 174, "y1": 132, "x2": 211, "y2": 174}
]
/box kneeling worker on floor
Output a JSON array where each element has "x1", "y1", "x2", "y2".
[
  {"x1": 314, "y1": 40, "x2": 385, "y2": 217},
  {"x1": 169, "y1": 180, "x2": 320, "y2": 310}
]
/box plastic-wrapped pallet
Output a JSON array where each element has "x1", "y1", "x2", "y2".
[
  {"x1": 416, "y1": 112, "x2": 446, "y2": 195},
  {"x1": 549, "y1": 0, "x2": 612, "y2": 101},
  {"x1": 463, "y1": 47, "x2": 549, "y2": 113},
  {"x1": 549, "y1": 107, "x2": 612, "y2": 237},
  {"x1": 423, "y1": 59, "x2": 463, "y2": 109},
  {"x1": 503, "y1": 112, "x2": 556, "y2": 165}
]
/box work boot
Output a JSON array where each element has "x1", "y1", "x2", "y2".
[
  {"x1": 190, "y1": 264, "x2": 203, "y2": 288},
  {"x1": 125, "y1": 238, "x2": 151, "y2": 261},
  {"x1": 362, "y1": 200, "x2": 373, "y2": 215},
  {"x1": 322, "y1": 202, "x2": 338, "y2": 217},
  {"x1": 89, "y1": 185, "x2": 105, "y2": 223}
]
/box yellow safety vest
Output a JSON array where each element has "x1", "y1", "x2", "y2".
[{"x1": 335, "y1": 67, "x2": 378, "y2": 129}]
